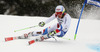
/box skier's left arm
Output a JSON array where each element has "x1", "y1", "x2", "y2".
[{"x1": 39, "y1": 13, "x2": 56, "y2": 27}]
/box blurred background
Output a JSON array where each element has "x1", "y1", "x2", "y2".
[{"x1": 0, "y1": 0, "x2": 100, "y2": 19}]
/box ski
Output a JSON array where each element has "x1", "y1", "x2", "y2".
[
  {"x1": 5, "y1": 37, "x2": 36, "y2": 45},
  {"x1": 5, "y1": 35, "x2": 45, "y2": 45}
]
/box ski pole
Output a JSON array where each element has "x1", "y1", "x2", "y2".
[{"x1": 14, "y1": 25, "x2": 39, "y2": 32}]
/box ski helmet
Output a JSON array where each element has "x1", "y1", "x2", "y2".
[{"x1": 55, "y1": 5, "x2": 65, "y2": 15}]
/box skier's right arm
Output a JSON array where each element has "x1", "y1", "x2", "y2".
[{"x1": 39, "y1": 13, "x2": 56, "y2": 27}]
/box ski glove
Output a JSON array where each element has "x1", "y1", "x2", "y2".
[
  {"x1": 48, "y1": 30, "x2": 57, "y2": 37},
  {"x1": 39, "y1": 21, "x2": 45, "y2": 27}
]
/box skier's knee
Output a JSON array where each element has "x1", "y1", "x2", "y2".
[{"x1": 57, "y1": 31, "x2": 66, "y2": 37}]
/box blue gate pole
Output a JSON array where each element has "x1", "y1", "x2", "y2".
[{"x1": 74, "y1": 0, "x2": 87, "y2": 40}]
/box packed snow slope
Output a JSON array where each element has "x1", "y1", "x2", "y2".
[{"x1": 0, "y1": 15, "x2": 100, "y2": 52}]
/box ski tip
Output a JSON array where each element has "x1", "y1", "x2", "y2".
[
  {"x1": 5, "y1": 38, "x2": 7, "y2": 42},
  {"x1": 5, "y1": 38, "x2": 9, "y2": 42},
  {"x1": 5, "y1": 37, "x2": 14, "y2": 42},
  {"x1": 28, "y1": 42, "x2": 31, "y2": 45}
]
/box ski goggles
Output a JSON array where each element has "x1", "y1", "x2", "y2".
[{"x1": 56, "y1": 12, "x2": 62, "y2": 15}]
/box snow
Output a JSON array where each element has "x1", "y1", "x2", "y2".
[{"x1": 0, "y1": 15, "x2": 100, "y2": 52}]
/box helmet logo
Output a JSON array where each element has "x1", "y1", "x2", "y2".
[
  {"x1": 56, "y1": 9, "x2": 61, "y2": 10},
  {"x1": 56, "y1": 9, "x2": 61, "y2": 12}
]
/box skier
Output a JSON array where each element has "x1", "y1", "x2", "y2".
[{"x1": 5, "y1": 5, "x2": 71, "y2": 44}]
